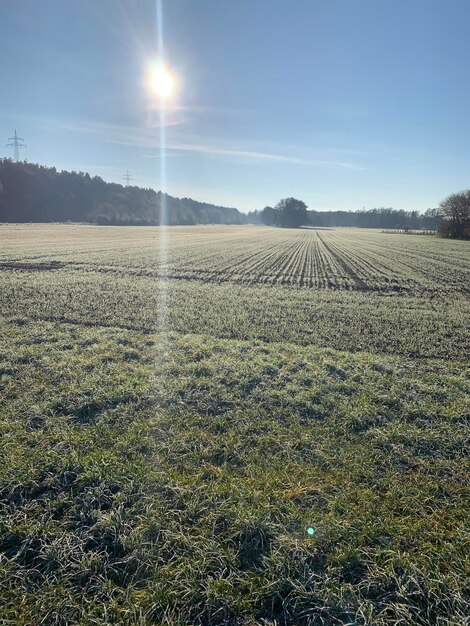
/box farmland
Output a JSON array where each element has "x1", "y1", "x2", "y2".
[
  {"x1": 0, "y1": 224, "x2": 469, "y2": 625},
  {"x1": 2, "y1": 224, "x2": 469, "y2": 292}
]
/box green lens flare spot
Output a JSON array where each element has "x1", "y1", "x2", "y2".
[{"x1": 307, "y1": 527, "x2": 315, "y2": 536}]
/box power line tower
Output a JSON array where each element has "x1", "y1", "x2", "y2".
[
  {"x1": 6, "y1": 129, "x2": 27, "y2": 162},
  {"x1": 122, "y1": 170, "x2": 134, "y2": 186}
]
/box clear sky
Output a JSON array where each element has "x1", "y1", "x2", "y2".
[{"x1": 1, "y1": 0, "x2": 469, "y2": 212}]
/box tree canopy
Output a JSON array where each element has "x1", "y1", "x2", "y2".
[
  {"x1": 0, "y1": 160, "x2": 458, "y2": 234},
  {"x1": 260, "y1": 206, "x2": 277, "y2": 226},
  {"x1": 0, "y1": 159, "x2": 246, "y2": 226},
  {"x1": 276, "y1": 197, "x2": 308, "y2": 228},
  {"x1": 260, "y1": 198, "x2": 308, "y2": 228},
  {"x1": 255, "y1": 205, "x2": 441, "y2": 230},
  {"x1": 438, "y1": 190, "x2": 470, "y2": 239},
  {"x1": 307, "y1": 207, "x2": 440, "y2": 230}
]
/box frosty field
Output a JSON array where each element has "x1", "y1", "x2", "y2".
[{"x1": 0, "y1": 224, "x2": 468, "y2": 625}]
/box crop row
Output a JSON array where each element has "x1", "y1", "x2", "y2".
[
  {"x1": 1, "y1": 224, "x2": 469, "y2": 295},
  {"x1": 0, "y1": 266, "x2": 468, "y2": 359}
]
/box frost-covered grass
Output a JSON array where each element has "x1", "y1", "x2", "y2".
[{"x1": 0, "y1": 225, "x2": 468, "y2": 625}]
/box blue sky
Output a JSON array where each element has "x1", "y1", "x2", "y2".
[{"x1": 1, "y1": 0, "x2": 470, "y2": 212}]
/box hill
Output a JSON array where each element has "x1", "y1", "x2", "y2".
[{"x1": 0, "y1": 159, "x2": 246, "y2": 225}]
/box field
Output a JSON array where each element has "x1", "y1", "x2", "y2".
[{"x1": 0, "y1": 224, "x2": 469, "y2": 625}]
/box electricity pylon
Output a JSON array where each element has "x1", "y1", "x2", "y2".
[
  {"x1": 122, "y1": 170, "x2": 134, "y2": 186},
  {"x1": 6, "y1": 130, "x2": 27, "y2": 162}
]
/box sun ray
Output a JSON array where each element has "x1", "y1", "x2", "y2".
[{"x1": 155, "y1": 0, "x2": 169, "y2": 340}]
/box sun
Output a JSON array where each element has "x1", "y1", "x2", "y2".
[{"x1": 151, "y1": 64, "x2": 175, "y2": 99}]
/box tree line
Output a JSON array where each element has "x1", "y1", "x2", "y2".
[
  {"x1": 0, "y1": 160, "x2": 246, "y2": 225},
  {"x1": 1, "y1": 160, "x2": 469, "y2": 238},
  {"x1": 255, "y1": 201, "x2": 441, "y2": 231},
  {"x1": 255, "y1": 195, "x2": 470, "y2": 239}
]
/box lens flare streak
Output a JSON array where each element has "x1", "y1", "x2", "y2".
[{"x1": 156, "y1": 0, "x2": 169, "y2": 337}]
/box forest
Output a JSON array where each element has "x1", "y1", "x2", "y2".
[
  {"x1": 255, "y1": 204, "x2": 441, "y2": 230},
  {"x1": 1, "y1": 160, "x2": 442, "y2": 230},
  {"x1": 0, "y1": 160, "x2": 245, "y2": 225}
]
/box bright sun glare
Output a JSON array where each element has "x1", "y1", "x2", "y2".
[{"x1": 151, "y1": 65, "x2": 174, "y2": 99}]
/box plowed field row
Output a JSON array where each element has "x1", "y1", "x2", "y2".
[{"x1": 1, "y1": 224, "x2": 469, "y2": 294}]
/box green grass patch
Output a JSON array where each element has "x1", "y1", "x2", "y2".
[{"x1": 0, "y1": 319, "x2": 468, "y2": 625}]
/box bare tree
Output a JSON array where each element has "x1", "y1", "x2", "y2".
[{"x1": 438, "y1": 190, "x2": 470, "y2": 239}]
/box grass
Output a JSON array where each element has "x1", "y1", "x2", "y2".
[
  {"x1": 0, "y1": 270, "x2": 469, "y2": 359},
  {"x1": 0, "y1": 225, "x2": 469, "y2": 625}
]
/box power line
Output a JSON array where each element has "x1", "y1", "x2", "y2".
[
  {"x1": 122, "y1": 169, "x2": 134, "y2": 186},
  {"x1": 6, "y1": 129, "x2": 27, "y2": 162}
]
